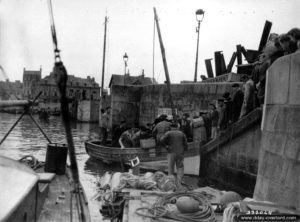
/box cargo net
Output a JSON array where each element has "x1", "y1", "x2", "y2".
[{"x1": 116, "y1": 171, "x2": 177, "y2": 192}]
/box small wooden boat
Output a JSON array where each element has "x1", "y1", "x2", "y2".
[{"x1": 85, "y1": 139, "x2": 199, "y2": 164}]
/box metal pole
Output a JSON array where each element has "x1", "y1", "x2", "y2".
[
  {"x1": 101, "y1": 16, "x2": 108, "y2": 98},
  {"x1": 28, "y1": 113, "x2": 52, "y2": 143},
  {"x1": 153, "y1": 7, "x2": 177, "y2": 123},
  {"x1": 194, "y1": 21, "x2": 201, "y2": 82},
  {"x1": 0, "y1": 112, "x2": 26, "y2": 145}
]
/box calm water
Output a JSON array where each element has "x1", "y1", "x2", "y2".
[{"x1": 0, "y1": 112, "x2": 118, "y2": 221}]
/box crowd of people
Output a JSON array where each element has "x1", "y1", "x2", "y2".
[{"x1": 98, "y1": 27, "x2": 300, "y2": 185}]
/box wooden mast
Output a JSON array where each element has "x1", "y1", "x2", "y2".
[
  {"x1": 153, "y1": 7, "x2": 177, "y2": 122},
  {"x1": 101, "y1": 16, "x2": 108, "y2": 98}
]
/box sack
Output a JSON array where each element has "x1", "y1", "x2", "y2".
[{"x1": 140, "y1": 138, "x2": 156, "y2": 149}]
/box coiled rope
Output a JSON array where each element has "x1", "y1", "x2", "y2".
[
  {"x1": 19, "y1": 155, "x2": 45, "y2": 170},
  {"x1": 135, "y1": 191, "x2": 217, "y2": 222}
]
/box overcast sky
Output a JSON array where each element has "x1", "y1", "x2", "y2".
[{"x1": 0, "y1": 0, "x2": 299, "y2": 88}]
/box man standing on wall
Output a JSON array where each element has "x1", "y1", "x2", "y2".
[
  {"x1": 160, "y1": 124, "x2": 188, "y2": 187},
  {"x1": 231, "y1": 83, "x2": 244, "y2": 122}
]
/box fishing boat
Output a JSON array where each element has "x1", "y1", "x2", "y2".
[
  {"x1": 85, "y1": 139, "x2": 197, "y2": 164},
  {"x1": 85, "y1": 139, "x2": 201, "y2": 176}
]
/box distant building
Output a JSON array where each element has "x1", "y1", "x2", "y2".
[
  {"x1": 109, "y1": 73, "x2": 156, "y2": 89},
  {"x1": 38, "y1": 72, "x2": 100, "y2": 102},
  {"x1": 23, "y1": 67, "x2": 42, "y2": 99},
  {"x1": 0, "y1": 79, "x2": 23, "y2": 100}
]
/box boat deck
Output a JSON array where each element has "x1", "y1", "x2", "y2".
[{"x1": 37, "y1": 166, "x2": 90, "y2": 222}]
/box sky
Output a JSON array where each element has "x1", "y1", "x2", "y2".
[{"x1": 0, "y1": 0, "x2": 299, "y2": 89}]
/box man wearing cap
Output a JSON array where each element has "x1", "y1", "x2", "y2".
[
  {"x1": 231, "y1": 83, "x2": 244, "y2": 122},
  {"x1": 240, "y1": 75, "x2": 256, "y2": 118},
  {"x1": 160, "y1": 124, "x2": 187, "y2": 187},
  {"x1": 152, "y1": 114, "x2": 171, "y2": 155},
  {"x1": 217, "y1": 98, "x2": 225, "y2": 130},
  {"x1": 209, "y1": 103, "x2": 219, "y2": 139}
]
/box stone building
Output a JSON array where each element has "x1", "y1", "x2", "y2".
[
  {"x1": 38, "y1": 72, "x2": 100, "y2": 102},
  {"x1": 0, "y1": 79, "x2": 23, "y2": 100},
  {"x1": 23, "y1": 68, "x2": 42, "y2": 99},
  {"x1": 109, "y1": 73, "x2": 156, "y2": 90}
]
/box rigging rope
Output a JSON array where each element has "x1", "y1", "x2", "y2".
[
  {"x1": 135, "y1": 191, "x2": 217, "y2": 222},
  {"x1": 47, "y1": 1, "x2": 87, "y2": 221}
]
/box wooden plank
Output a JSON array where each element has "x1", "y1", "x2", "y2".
[
  {"x1": 38, "y1": 167, "x2": 90, "y2": 222},
  {"x1": 258, "y1": 20, "x2": 272, "y2": 52},
  {"x1": 226, "y1": 52, "x2": 237, "y2": 73},
  {"x1": 37, "y1": 173, "x2": 56, "y2": 183},
  {"x1": 127, "y1": 190, "x2": 151, "y2": 222},
  {"x1": 205, "y1": 59, "x2": 214, "y2": 78},
  {"x1": 138, "y1": 154, "x2": 200, "y2": 176}
]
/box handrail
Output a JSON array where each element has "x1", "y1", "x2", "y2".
[{"x1": 202, "y1": 107, "x2": 262, "y2": 155}]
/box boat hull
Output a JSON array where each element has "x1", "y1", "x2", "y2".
[{"x1": 85, "y1": 140, "x2": 199, "y2": 164}]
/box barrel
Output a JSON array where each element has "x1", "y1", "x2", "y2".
[{"x1": 44, "y1": 143, "x2": 68, "y2": 175}]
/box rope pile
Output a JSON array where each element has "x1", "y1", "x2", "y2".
[
  {"x1": 19, "y1": 155, "x2": 44, "y2": 170},
  {"x1": 136, "y1": 191, "x2": 217, "y2": 222},
  {"x1": 117, "y1": 173, "x2": 157, "y2": 190}
]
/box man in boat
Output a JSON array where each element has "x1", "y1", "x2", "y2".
[
  {"x1": 100, "y1": 107, "x2": 110, "y2": 145},
  {"x1": 160, "y1": 123, "x2": 187, "y2": 187},
  {"x1": 118, "y1": 127, "x2": 140, "y2": 148},
  {"x1": 112, "y1": 120, "x2": 128, "y2": 147},
  {"x1": 152, "y1": 114, "x2": 171, "y2": 155}
]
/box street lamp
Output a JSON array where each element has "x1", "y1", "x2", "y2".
[
  {"x1": 123, "y1": 52, "x2": 128, "y2": 75},
  {"x1": 194, "y1": 9, "x2": 205, "y2": 82}
]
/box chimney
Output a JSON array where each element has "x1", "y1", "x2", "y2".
[{"x1": 141, "y1": 69, "x2": 145, "y2": 77}]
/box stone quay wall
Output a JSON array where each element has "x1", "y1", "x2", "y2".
[
  {"x1": 254, "y1": 51, "x2": 300, "y2": 211},
  {"x1": 110, "y1": 82, "x2": 237, "y2": 128}
]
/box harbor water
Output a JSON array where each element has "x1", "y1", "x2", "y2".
[{"x1": 0, "y1": 112, "x2": 117, "y2": 221}]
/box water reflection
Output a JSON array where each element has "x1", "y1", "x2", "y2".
[{"x1": 0, "y1": 112, "x2": 110, "y2": 221}]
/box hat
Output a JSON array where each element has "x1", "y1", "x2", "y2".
[
  {"x1": 218, "y1": 98, "x2": 224, "y2": 102},
  {"x1": 183, "y1": 113, "x2": 189, "y2": 117},
  {"x1": 232, "y1": 83, "x2": 239, "y2": 88}
]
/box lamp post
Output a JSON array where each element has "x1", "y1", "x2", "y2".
[
  {"x1": 194, "y1": 9, "x2": 205, "y2": 82},
  {"x1": 123, "y1": 52, "x2": 128, "y2": 75}
]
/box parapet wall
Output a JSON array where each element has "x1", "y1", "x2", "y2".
[{"x1": 111, "y1": 82, "x2": 238, "y2": 127}]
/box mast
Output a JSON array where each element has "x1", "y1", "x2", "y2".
[
  {"x1": 153, "y1": 7, "x2": 177, "y2": 122},
  {"x1": 101, "y1": 16, "x2": 108, "y2": 98}
]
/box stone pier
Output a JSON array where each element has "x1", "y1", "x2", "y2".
[{"x1": 254, "y1": 51, "x2": 300, "y2": 210}]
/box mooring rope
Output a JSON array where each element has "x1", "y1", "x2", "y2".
[
  {"x1": 19, "y1": 155, "x2": 45, "y2": 170},
  {"x1": 135, "y1": 191, "x2": 217, "y2": 222}
]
